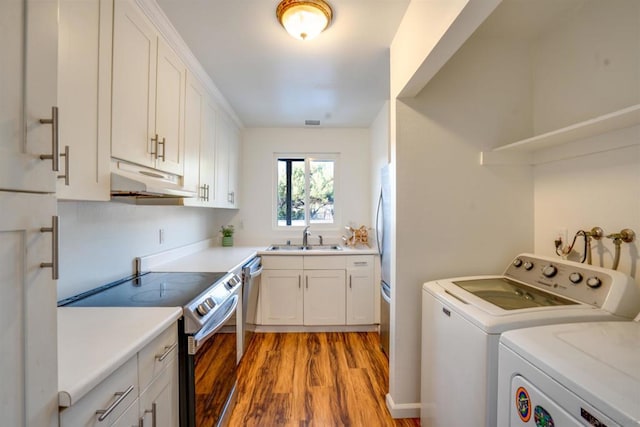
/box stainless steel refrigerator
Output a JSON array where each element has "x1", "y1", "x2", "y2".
[{"x1": 376, "y1": 164, "x2": 391, "y2": 356}]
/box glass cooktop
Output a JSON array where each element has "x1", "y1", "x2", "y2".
[
  {"x1": 452, "y1": 278, "x2": 578, "y2": 310},
  {"x1": 58, "y1": 272, "x2": 227, "y2": 308}
]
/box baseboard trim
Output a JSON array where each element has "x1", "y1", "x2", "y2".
[
  {"x1": 385, "y1": 393, "x2": 421, "y2": 419},
  {"x1": 255, "y1": 325, "x2": 378, "y2": 333}
]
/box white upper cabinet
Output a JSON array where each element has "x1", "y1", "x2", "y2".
[
  {"x1": 214, "y1": 112, "x2": 240, "y2": 208},
  {"x1": 57, "y1": 0, "x2": 113, "y2": 200},
  {"x1": 183, "y1": 74, "x2": 218, "y2": 207},
  {"x1": 0, "y1": 0, "x2": 58, "y2": 193},
  {"x1": 111, "y1": 0, "x2": 186, "y2": 176}
]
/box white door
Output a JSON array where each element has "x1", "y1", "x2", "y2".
[
  {"x1": 260, "y1": 270, "x2": 303, "y2": 325},
  {"x1": 111, "y1": 0, "x2": 157, "y2": 168},
  {"x1": 154, "y1": 39, "x2": 186, "y2": 175},
  {"x1": 0, "y1": 0, "x2": 58, "y2": 193},
  {"x1": 346, "y1": 267, "x2": 375, "y2": 325},
  {"x1": 200, "y1": 98, "x2": 218, "y2": 206},
  {"x1": 0, "y1": 192, "x2": 58, "y2": 426},
  {"x1": 183, "y1": 74, "x2": 204, "y2": 205},
  {"x1": 140, "y1": 358, "x2": 179, "y2": 427},
  {"x1": 304, "y1": 270, "x2": 346, "y2": 325}
]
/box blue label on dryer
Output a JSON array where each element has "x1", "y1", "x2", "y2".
[{"x1": 534, "y1": 405, "x2": 554, "y2": 427}]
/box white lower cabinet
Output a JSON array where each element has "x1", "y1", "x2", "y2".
[
  {"x1": 346, "y1": 256, "x2": 375, "y2": 325},
  {"x1": 261, "y1": 269, "x2": 304, "y2": 325},
  {"x1": 260, "y1": 255, "x2": 375, "y2": 327},
  {"x1": 59, "y1": 323, "x2": 178, "y2": 426},
  {"x1": 304, "y1": 270, "x2": 346, "y2": 325},
  {"x1": 139, "y1": 357, "x2": 178, "y2": 427}
]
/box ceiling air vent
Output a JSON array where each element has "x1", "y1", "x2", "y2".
[{"x1": 305, "y1": 120, "x2": 321, "y2": 126}]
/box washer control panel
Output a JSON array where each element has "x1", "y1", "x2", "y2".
[{"x1": 503, "y1": 254, "x2": 613, "y2": 308}]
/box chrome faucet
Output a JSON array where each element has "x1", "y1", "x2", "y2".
[{"x1": 302, "y1": 226, "x2": 311, "y2": 248}]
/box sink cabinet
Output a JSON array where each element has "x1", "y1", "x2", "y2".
[{"x1": 260, "y1": 255, "x2": 375, "y2": 327}]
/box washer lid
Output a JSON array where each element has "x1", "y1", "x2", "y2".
[{"x1": 452, "y1": 277, "x2": 578, "y2": 310}]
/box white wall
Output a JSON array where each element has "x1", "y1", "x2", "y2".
[
  {"x1": 531, "y1": 0, "x2": 640, "y2": 284},
  {"x1": 235, "y1": 128, "x2": 371, "y2": 246},
  {"x1": 390, "y1": 34, "x2": 535, "y2": 413},
  {"x1": 370, "y1": 101, "x2": 390, "y2": 222},
  {"x1": 57, "y1": 201, "x2": 217, "y2": 300}
]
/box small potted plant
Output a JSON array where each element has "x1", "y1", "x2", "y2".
[{"x1": 220, "y1": 225, "x2": 235, "y2": 247}]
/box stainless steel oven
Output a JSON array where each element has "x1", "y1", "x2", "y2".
[
  {"x1": 181, "y1": 284, "x2": 239, "y2": 427},
  {"x1": 58, "y1": 271, "x2": 242, "y2": 427}
]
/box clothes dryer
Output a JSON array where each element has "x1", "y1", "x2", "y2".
[
  {"x1": 421, "y1": 254, "x2": 640, "y2": 427},
  {"x1": 498, "y1": 317, "x2": 640, "y2": 426}
]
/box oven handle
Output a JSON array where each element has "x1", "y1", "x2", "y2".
[{"x1": 191, "y1": 295, "x2": 238, "y2": 353}]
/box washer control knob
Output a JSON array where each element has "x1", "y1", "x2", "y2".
[
  {"x1": 513, "y1": 258, "x2": 523, "y2": 268},
  {"x1": 196, "y1": 303, "x2": 210, "y2": 316},
  {"x1": 204, "y1": 297, "x2": 215, "y2": 309},
  {"x1": 569, "y1": 272, "x2": 583, "y2": 284},
  {"x1": 523, "y1": 261, "x2": 534, "y2": 271},
  {"x1": 542, "y1": 264, "x2": 557, "y2": 278},
  {"x1": 586, "y1": 276, "x2": 602, "y2": 289}
]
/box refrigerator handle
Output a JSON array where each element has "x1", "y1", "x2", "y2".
[{"x1": 375, "y1": 189, "x2": 383, "y2": 257}]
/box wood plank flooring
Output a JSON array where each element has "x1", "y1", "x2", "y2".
[{"x1": 228, "y1": 332, "x2": 420, "y2": 426}]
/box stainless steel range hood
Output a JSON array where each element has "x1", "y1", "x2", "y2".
[{"x1": 110, "y1": 160, "x2": 196, "y2": 200}]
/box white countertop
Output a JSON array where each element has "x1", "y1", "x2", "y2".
[
  {"x1": 148, "y1": 246, "x2": 265, "y2": 272},
  {"x1": 57, "y1": 306, "x2": 182, "y2": 407}
]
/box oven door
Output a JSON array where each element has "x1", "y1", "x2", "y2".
[{"x1": 181, "y1": 294, "x2": 238, "y2": 427}]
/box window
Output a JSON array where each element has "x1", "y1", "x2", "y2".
[{"x1": 276, "y1": 155, "x2": 337, "y2": 227}]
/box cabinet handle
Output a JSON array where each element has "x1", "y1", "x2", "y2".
[
  {"x1": 349, "y1": 275, "x2": 352, "y2": 289},
  {"x1": 158, "y1": 137, "x2": 166, "y2": 161},
  {"x1": 205, "y1": 184, "x2": 210, "y2": 202},
  {"x1": 39, "y1": 106, "x2": 60, "y2": 171},
  {"x1": 40, "y1": 216, "x2": 59, "y2": 280},
  {"x1": 305, "y1": 276, "x2": 308, "y2": 289},
  {"x1": 95, "y1": 384, "x2": 134, "y2": 421},
  {"x1": 228, "y1": 191, "x2": 235, "y2": 204},
  {"x1": 353, "y1": 261, "x2": 368, "y2": 266},
  {"x1": 59, "y1": 145, "x2": 70, "y2": 185},
  {"x1": 150, "y1": 134, "x2": 159, "y2": 158},
  {"x1": 298, "y1": 275, "x2": 301, "y2": 289},
  {"x1": 142, "y1": 402, "x2": 157, "y2": 427},
  {"x1": 155, "y1": 342, "x2": 177, "y2": 362}
]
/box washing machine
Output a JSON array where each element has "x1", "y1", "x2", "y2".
[
  {"x1": 421, "y1": 253, "x2": 640, "y2": 427},
  {"x1": 498, "y1": 316, "x2": 640, "y2": 426}
]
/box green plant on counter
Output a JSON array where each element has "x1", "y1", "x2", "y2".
[{"x1": 220, "y1": 225, "x2": 235, "y2": 237}]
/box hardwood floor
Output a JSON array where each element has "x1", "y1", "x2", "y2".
[{"x1": 228, "y1": 332, "x2": 420, "y2": 427}]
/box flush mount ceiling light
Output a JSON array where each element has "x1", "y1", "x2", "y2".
[{"x1": 276, "y1": 0, "x2": 333, "y2": 41}]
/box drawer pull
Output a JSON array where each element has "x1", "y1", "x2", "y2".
[
  {"x1": 353, "y1": 261, "x2": 368, "y2": 266},
  {"x1": 96, "y1": 384, "x2": 134, "y2": 421},
  {"x1": 155, "y1": 342, "x2": 177, "y2": 362},
  {"x1": 141, "y1": 402, "x2": 157, "y2": 427}
]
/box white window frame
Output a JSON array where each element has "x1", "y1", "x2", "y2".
[{"x1": 273, "y1": 153, "x2": 340, "y2": 231}]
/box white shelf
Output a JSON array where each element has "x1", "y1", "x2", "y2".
[{"x1": 481, "y1": 104, "x2": 640, "y2": 165}]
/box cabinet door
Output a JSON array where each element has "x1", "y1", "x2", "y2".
[
  {"x1": 214, "y1": 112, "x2": 239, "y2": 208},
  {"x1": 111, "y1": 0, "x2": 157, "y2": 169},
  {"x1": 260, "y1": 270, "x2": 303, "y2": 325},
  {"x1": 346, "y1": 257, "x2": 375, "y2": 325},
  {"x1": 227, "y1": 122, "x2": 240, "y2": 207},
  {"x1": 154, "y1": 39, "x2": 186, "y2": 175},
  {"x1": 304, "y1": 270, "x2": 346, "y2": 325},
  {"x1": 140, "y1": 357, "x2": 179, "y2": 427},
  {"x1": 0, "y1": 0, "x2": 58, "y2": 193},
  {"x1": 200, "y1": 98, "x2": 218, "y2": 206},
  {"x1": 0, "y1": 192, "x2": 58, "y2": 426},
  {"x1": 57, "y1": 0, "x2": 112, "y2": 200},
  {"x1": 183, "y1": 74, "x2": 204, "y2": 206},
  {"x1": 111, "y1": 398, "x2": 139, "y2": 427}
]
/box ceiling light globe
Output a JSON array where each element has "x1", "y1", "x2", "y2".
[{"x1": 277, "y1": 0, "x2": 333, "y2": 41}]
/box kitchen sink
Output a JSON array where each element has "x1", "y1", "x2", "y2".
[{"x1": 266, "y1": 244, "x2": 342, "y2": 251}]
